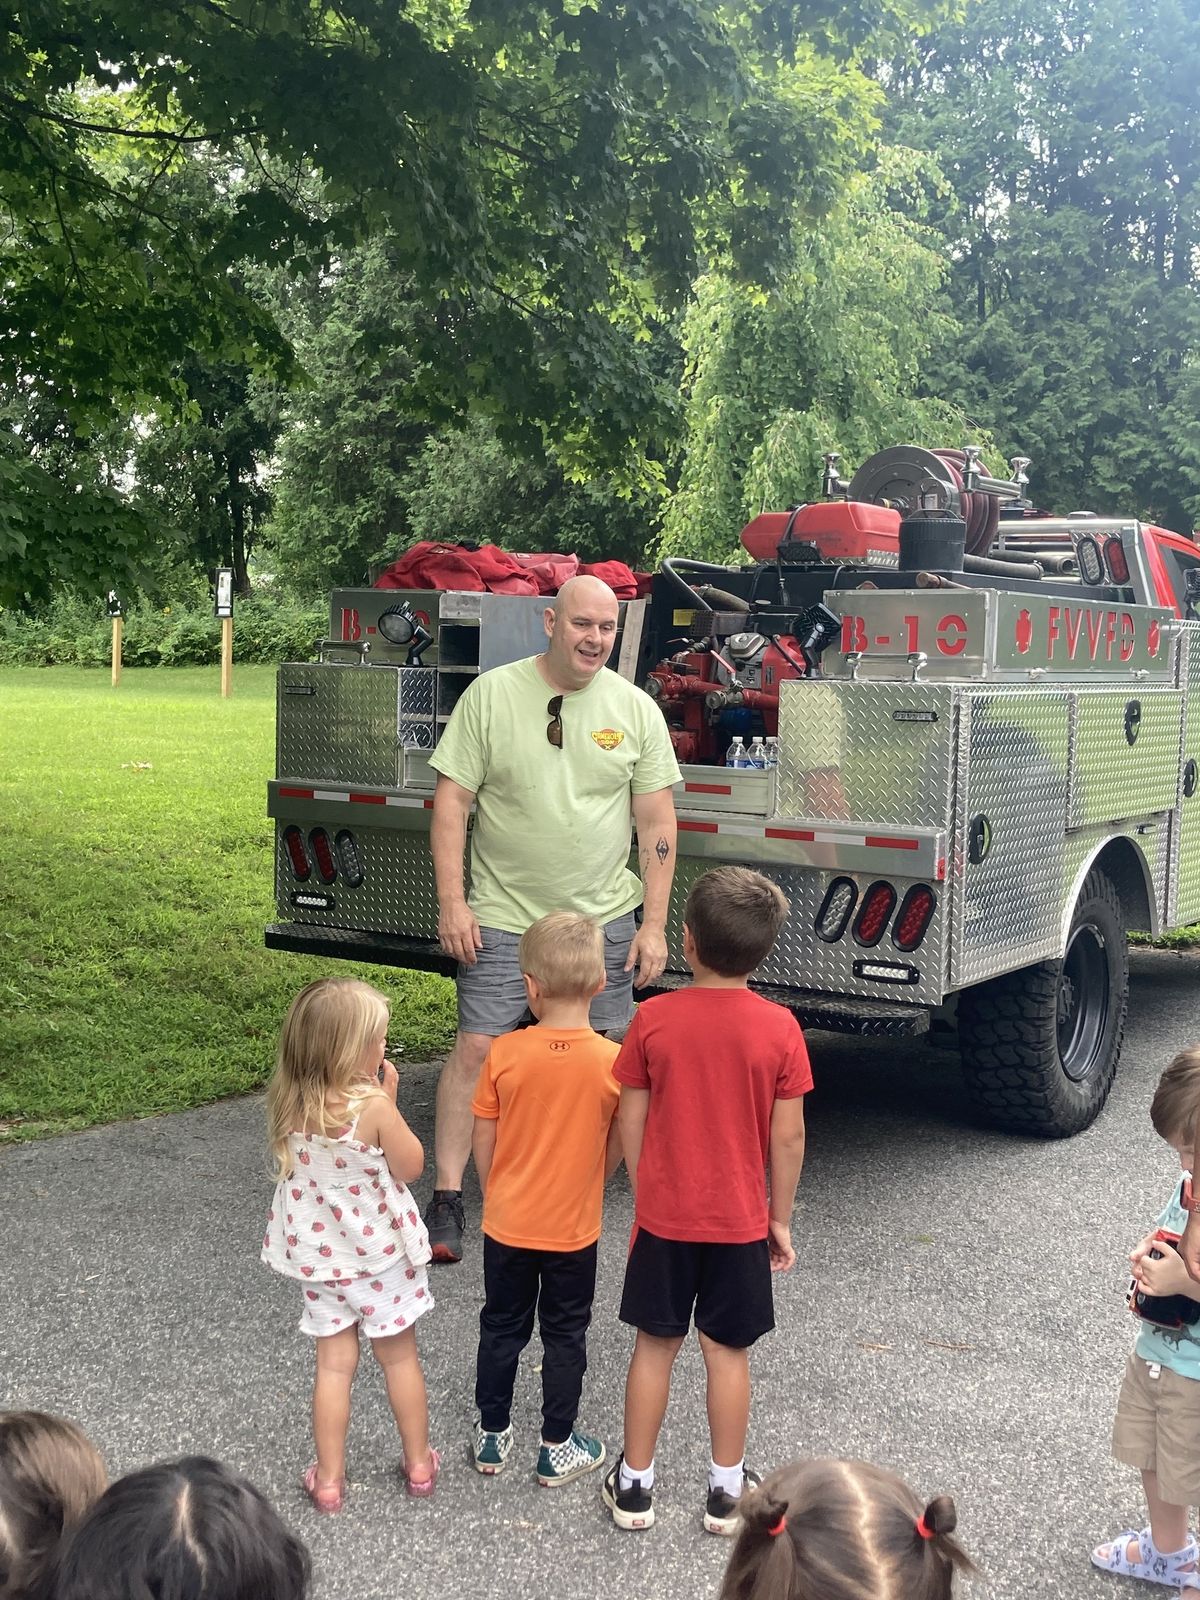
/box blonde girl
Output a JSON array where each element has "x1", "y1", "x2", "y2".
[
  {"x1": 261, "y1": 978, "x2": 437, "y2": 1511},
  {"x1": 718, "y1": 1458, "x2": 975, "y2": 1600}
]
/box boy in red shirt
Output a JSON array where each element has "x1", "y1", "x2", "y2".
[
  {"x1": 471, "y1": 912, "x2": 622, "y2": 1485},
  {"x1": 602, "y1": 865, "x2": 811, "y2": 1535}
]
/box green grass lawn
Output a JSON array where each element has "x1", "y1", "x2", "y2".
[{"x1": 0, "y1": 666, "x2": 455, "y2": 1141}]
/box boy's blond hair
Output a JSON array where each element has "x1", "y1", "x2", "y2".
[
  {"x1": 685, "y1": 866, "x2": 790, "y2": 977},
  {"x1": 519, "y1": 912, "x2": 604, "y2": 999},
  {"x1": 1150, "y1": 1045, "x2": 1200, "y2": 1145}
]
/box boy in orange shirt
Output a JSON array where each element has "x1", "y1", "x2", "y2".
[{"x1": 470, "y1": 911, "x2": 622, "y2": 1484}]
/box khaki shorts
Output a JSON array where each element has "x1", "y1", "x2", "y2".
[
  {"x1": 1113, "y1": 1351, "x2": 1200, "y2": 1505},
  {"x1": 456, "y1": 911, "x2": 637, "y2": 1036}
]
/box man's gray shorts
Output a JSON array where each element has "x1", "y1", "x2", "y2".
[{"x1": 456, "y1": 911, "x2": 638, "y2": 1037}]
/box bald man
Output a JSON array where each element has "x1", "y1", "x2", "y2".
[{"x1": 425, "y1": 576, "x2": 681, "y2": 1262}]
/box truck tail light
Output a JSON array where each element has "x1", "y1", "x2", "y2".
[
  {"x1": 1077, "y1": 535, "x2": 1104, "y2": 586},
  {"x1": 853, "y1": 881, "x2": 897, "y2": 947},
  {"x1": 815, "y1": 877, "x2": 858, "y2": 942},
  {"x1": 892, "y1": 884, "x2": 937, "y2": 952},
  {"x1": 283, "y1": 825, "x2": 311, "y2": 882},
  {"x1": 1103, "y1": 537, "x2": 1130, "y2": 585},
  {"x1": 335, "y1": 829, "x2": 364, "y2": 888},
  {"x1": 309, "y1": 827, "x2": 337, "y2": 884}
]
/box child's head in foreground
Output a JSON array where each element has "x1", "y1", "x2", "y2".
[
  {"x1": 48, "y1": 1457, "x2": 311, "y2": 1600},
  {"x1": 1150, "y1": 1044, "x2": 1200, "y2": 1168},
  {"x1": 684, "y1": 866, "x2": 790, "y2": 979},
  {"x1": 519, "y1": 912, "x2": 605, "y2": 1010},
  {"x1": 718, "y1": 1458, "x2": 974, "y2": 1600},
  {"x1": 0, "y1": 1412, "x2": 107, "y2": 1600}
]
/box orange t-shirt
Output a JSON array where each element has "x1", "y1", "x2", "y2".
[{"x1": 471, "y1": 1027, "x2": 620, "y2": 1252}]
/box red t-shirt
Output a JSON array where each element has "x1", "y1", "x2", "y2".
[{"x1": 613, "y1": 988, "x2": 813, "y2": 1244}]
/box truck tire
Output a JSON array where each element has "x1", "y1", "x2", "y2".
[{"x1": 957, "y1": 869, "x2": 1127, "y2": 1137}]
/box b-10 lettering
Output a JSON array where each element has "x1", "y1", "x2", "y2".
[{"x1": 840, "y1": 613, "x2": 968, "y2": 657}]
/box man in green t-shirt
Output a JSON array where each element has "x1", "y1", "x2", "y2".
[{"x1": 425, "y1": 575, "x2": 681, "y2": 1262}]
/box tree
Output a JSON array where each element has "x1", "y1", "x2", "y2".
[
  {"x1": 888, "y1": 0, "x2": 1200, "y2": 532},
  {"x1": 659, "y1": 148, "x2": 972, "y2": 560},
  {"x1": 2, "y1": 0, "x2": 951, "y2": 604}
]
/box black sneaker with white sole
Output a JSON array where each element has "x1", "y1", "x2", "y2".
[
  {"x1": 424, "y1": 1190, "x2": 465, "y2": 1264},
  {"x1": 601, "y1": 1453, "x2": 654, "y2": 1530},
  {"x1": 704, "y1": 1467, "x2": 762, "y2": 1535}
]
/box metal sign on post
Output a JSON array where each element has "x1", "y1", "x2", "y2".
[
  {"x1": 106, "y1": 591, "x2": 123, "y2": 687},
  {"x1": 214, "y1": 568, "x2": 234, "y2": 697}
]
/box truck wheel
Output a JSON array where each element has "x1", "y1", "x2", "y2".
[{"x1": 957, "y1": 869, "x2": 1127, "y2": 1137}]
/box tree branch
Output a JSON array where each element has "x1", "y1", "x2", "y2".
[{"x1": 0, "y1": 92, "x2": 259, "y2": 145}]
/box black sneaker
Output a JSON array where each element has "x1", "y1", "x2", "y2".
[
  {"x1": 704, "y1": 1467, "x2": 761, "y2": 1536},
  {"x1": 424, "y1": 1190, "x2": 465, "y2": 1264},
  {"x1": 601, "y1": 1453, "x2": 654, "y2": 1531}
]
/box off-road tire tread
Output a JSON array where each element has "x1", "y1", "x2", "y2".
[{"x1": 958, "y1": 869, "x2": 1127, "y2": 1138}]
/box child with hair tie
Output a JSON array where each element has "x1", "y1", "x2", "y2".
[{"x1": 718, "y1": 1458, "x2": 975, "y2": 1600}]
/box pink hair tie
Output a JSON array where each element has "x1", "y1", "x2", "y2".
[
  {"x1": 916, "y1": 1516, "x2": 935, "y2": 1541},
  {"x1": 767, "y1": 1515, "x2": 788, "y2": 1537}
]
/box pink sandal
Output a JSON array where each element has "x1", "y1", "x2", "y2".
[
  {"x1": 302, "y1": 1463, "x2": 346, "y2": 1514},
  {"x1": 401, "y1": 1447, "x2": 440, "y2": 1499}
]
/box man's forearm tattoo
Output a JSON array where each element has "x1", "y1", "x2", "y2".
[{"x1": 655, "y1": 835, "x2": 670, "y2": 865}]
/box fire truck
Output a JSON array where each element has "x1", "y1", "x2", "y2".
[{"x1": 266, "y1": 444, "x2": 1200, "y2": 1138}]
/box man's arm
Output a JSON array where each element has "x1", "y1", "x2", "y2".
[
  {"x1": 617, "y1": 1086, "x2": 650, "y2": 1197},
  {"x1": 627, "y1": 786, "x2": 678, "y2": 986},
  {"x1": 472, "y1": 1116, "x2": 498, "y2": 1196},
  {"x1": 1182, "y1": 1127, "x2": 1200, "y2": 1281},
  {"x1": 767, "y1": 1096, "x2": 807, "y2": 1272},
  {"x1": 431, "y1": 774, "x2": 483, "y2": 965}
]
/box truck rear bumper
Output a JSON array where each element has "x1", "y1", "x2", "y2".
[{"x1": 264, "y1": 925, "x2": 930, "y2": 1036}]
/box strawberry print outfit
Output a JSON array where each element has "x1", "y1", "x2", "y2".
[{"x1": 262, "y1": 1116, "x2": 434, "y2": 1340}]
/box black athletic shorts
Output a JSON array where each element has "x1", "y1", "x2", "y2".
[{"x1": 618, "y1": 1226, "x2": 775, "y2": 1349}]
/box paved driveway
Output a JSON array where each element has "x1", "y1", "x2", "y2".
[{"x1": 3, "y1": 948, "x2": 1198, "y2": 1600}]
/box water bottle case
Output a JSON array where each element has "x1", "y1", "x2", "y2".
[{"x1": 1127, "y1": 1230, "x2": 1200, "y2": 1329}]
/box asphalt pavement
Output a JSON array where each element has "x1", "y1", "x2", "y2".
[{"x1": 3, "y1": 947, "x2": 1200, "y2": 1600}]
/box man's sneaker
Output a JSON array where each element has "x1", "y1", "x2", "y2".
[
  {"x1": 424, "y1": 1190, "x2": 465, "y2": 1264},
  {"x1": 536, "y1": 1430, "x2": 605, "y2": 1487},
  {"x1": 601, "y1": 1453, "x2": 654, "y2": 1530},
  {"x1": 703, "y1": 1467, "x2": 762, "y2": 1536},
  {"x1": 471, "y1": 1420, "x2": 514, "y2": 1475}
]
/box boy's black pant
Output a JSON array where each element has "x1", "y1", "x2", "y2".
[{"x1": 475, "y1": 1235, "x2": 597, "y2": 1443}]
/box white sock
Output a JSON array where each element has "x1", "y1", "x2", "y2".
[
  {"x1": 709, "y1": 1457, "x2": 745, "y2": 1497},
  {"x1": 621, "y1": 1457, "x2": 654, "y2": 1492}
]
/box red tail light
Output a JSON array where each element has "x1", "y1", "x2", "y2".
[
  {"x1": 309, "y1": 827, "x2": 337, "y2": 884},
  {"x1": 815, "y1": 877, "x2": 858, "y2": 942},
  {"x1": 283, "y1": 826, "x2": 311, "y2": 881},
  {"x1": 1103, "y1": 537, "x2": 1130, "y2": 585},
  {"x1": 892, "y1": 884, "x2": 937, "y2": 952},
  {"x1": 853, "y1": 881, "x2": 896, "y2": 947}
]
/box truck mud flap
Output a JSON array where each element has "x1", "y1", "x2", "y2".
[
  {"x1": 644, "y1": 972, "x2": 930, "y2": 1038},
  {"x1": 265, "y1": 923, "x2": 455, "y2": 977}
]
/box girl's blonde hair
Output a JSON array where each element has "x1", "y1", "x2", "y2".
[
  {"x1": 266, "y1": 978, "x2": 389, "y2": 1179},
  {"x1": 719, "y1": 1458, "x2": 975, "y2": 1600}
]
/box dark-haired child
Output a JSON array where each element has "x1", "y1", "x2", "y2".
[
  {"x1": 1093, "y1": 1045, "x2": 1200, "y2": 1592},
  {"x1": 602, "y1": 865, "x2": 812, "y2": 1535},
  {"x1": 0, "y1": 1411, "x2": 106, "y2": 1600},
  {"x1": 718, "y1": 1458, "x2": 975, "y2": 1600},
  {"x1": 48, "y1": 1457, "x2": 311, "y2": 1600}
]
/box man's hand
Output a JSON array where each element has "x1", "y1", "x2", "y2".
[
  {"x1": 768, "y1": 1220, "x2": 796, "y2": 1273},
  {"x1": 438, "y1": 901, "x2": 482, "y2": 966},
  {"x1": 624, "y1": 925, "x2": 667, "y2": 988},
  {"x1": 1181, "y1": 1211, "x2": 1200, "y2": 1284}
]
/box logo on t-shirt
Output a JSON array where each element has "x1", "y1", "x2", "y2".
[
  {"x1": 591, "y1": 728, "x2": 625, "y2": 750},
  {"x1": 549, "y1": 1041, "x2": 571, "y2": 1052}
]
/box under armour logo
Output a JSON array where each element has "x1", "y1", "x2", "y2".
[{"x1": 549, "y1": 1041, "x2": 571, "y2": 1053}]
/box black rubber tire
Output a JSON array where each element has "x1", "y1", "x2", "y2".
[{"x1": 957, "y1": 869, "x2": 1128, "y2": 1138}]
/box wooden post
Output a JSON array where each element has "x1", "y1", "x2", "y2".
[
  {"x1": 111, "y1": 616, "x2": 123, "y2": 687},
  {"x1": 221, "y1": 615, "x2": 233, "y2": 698}
]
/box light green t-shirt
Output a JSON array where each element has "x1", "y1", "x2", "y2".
[{"x1": 429, "y1": 655, "x2": 681, "y2": 932}]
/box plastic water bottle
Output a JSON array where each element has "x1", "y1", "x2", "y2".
[
  {"x1": 763, "y1": 736, "x2": 779, "y2": 769},
  {"x1": 725, "y1": 736, "x2": 746, "y2": 769},
  {"x1": 746, "y1": 737, "x2": 767, "y2": 769}
]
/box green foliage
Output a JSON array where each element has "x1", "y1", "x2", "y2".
[
  {"x1": 0, "y1": 665, "x2": 455, "y2": 1139},
  {"x1": 888, "y1": 0, "x2": 1200, "y2": 532},
  {"x1": 660, "y1": 148, "x2": 972, "y2": 559},
  {"x1": 0, "y1": 592, "x2": 325, "y2": 667}
]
